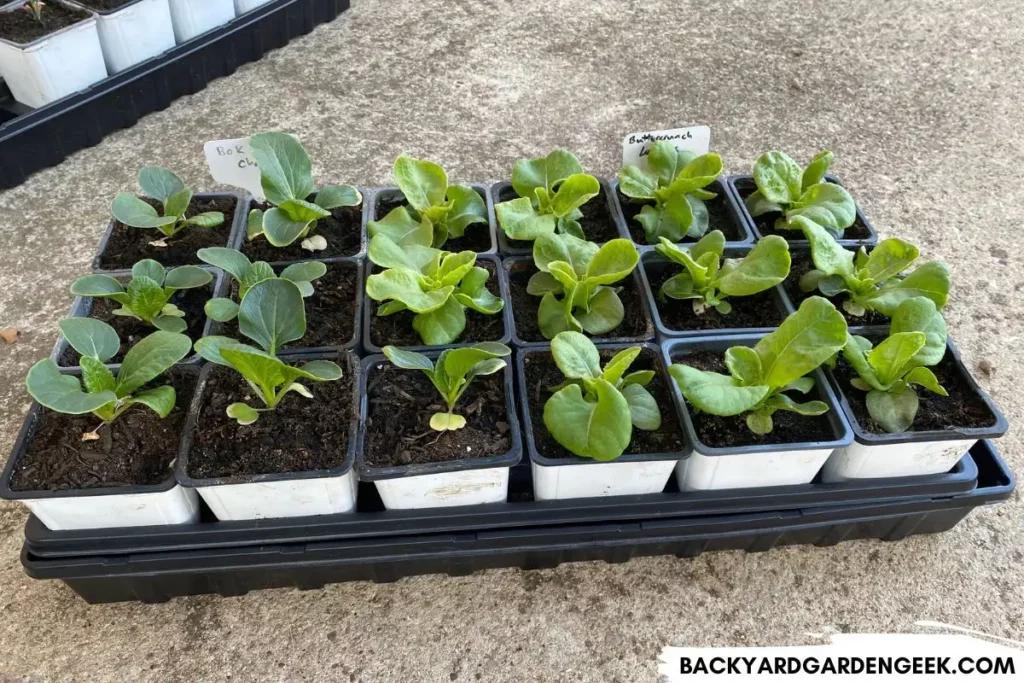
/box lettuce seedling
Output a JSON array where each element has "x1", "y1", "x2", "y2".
[
  {"x1": 381, "y1": 342, "x2": 511, "y2": 431},
  {"x1": 542, "y1": 331, "x2": 660, "y2": 460},
  {"x1": 793, "y1": 216, "x2": 950, "y2": 317},
  {"x1": 111, "y1": 166, "x2": 224, "y2": 242},
  {"x1": 195, "y1": 278, "x2": 342, "y2": 425},
  {"x1": 26, "y1": 318, "x2": 191, "y2": 438},
  {"x1": 842, "y1": 297, "x2": 949, "y2": 433},
  {"x1": 669, "y1": 296, "x2": 847, "y2": 435},
  {"x1": 70, "y1": 260, "x2": 212, "y2": 334},
  {"x1": 367, "y1": 155, "x2": 487, "y2": 249},
  {"x1": 617, "y1": 141, "x2": 723, "y2": 242},
  {"x1": 245, "y1": 132, "x2": 362, "y2": 250},
  {"x1": 494, "y1": 150, "x2": 601, "y2": 241},
  {"x1": 365, "y1": 234, "x2": 503, "y2": 346},
  {"x1": 24, "y1": 1, "x2": 44, "y2": 22},
  {"x1": 654, "y1": 230, "x2": 790, "y2": 315},
  {"x1": 526, "y1": 233, "x2": 639, "y2": 339},
  {"x1": 197, "y1": 247, "x2": 326, "y2": 322},
  {"x1": 744, "y1": 150, "x2": 857, "y2": 237}
]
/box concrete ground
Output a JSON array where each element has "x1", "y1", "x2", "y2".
[{"x1": 0, "y1": 0, "x2": 1022, "y2": 679}]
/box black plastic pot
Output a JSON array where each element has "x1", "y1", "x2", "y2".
[
  {"x1": 638, "y1": 250, "x2": 796, "y2": 341},
  {"x1": 362, "y1": 253, "x2": 511, "y2": 354},
  {"x1": 367, "y1": 184, "x2": 497, "y2": 255},
  {"x1": 607, "y1": 177, "x2": 756, "y2": 251}
]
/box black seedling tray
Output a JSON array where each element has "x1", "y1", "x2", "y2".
[{"x1": 0, "y1": 0, "x2": 349, "y2": 190}]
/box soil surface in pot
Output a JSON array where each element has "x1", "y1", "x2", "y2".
[
  {"x1": 733, "y1": 178, "x2": 873, "y2": 241},
  {"x1": 832, "y1": 345, "x2": 998, "y2": 434},
  {"x1": 225, "y1": 260, "x2": 358, "y2": 349},
  {"x1": 617, "y1": 182, "x2": 747, "y2": 245},
  {"x1": 0, "y1": 3, "x2": 89, "y2": 44},
  {"x1": 507, "y1": 260, "x2": 652, "y2": 343},
  {"x1": 10, "y1": 367, "x2": 196, "y2": 492},
  {"x1": 645, "y1": 261, "x2": 787, "y2": 332},
  {"x1": 523, "y1": 348, "x2": 685, "y2": 460},
  {"x1": 363, "y1": 365, "x2": 511, "y2": 467},
  {"x1": 368, "y1": 260, "x2": 503, "y2": 348},
  {"x1": 59, "y1": 283, "x2": 211, "y2": 366},
  {"x1": 75, "y1": 0, "x2": 142, "y2": 11},
  {"x1": 674, "y1": 350, "x2": 837, "y2": 447},
  {"x1": 375, "y1": 192, "x2": 492, "y2": 253},
  {"x1": 496, "y1": 185, "x2": 619, "y2": 251},
  {"x1": 97, "y1": 196, "x2": 239, "y2": 270},
  {"x1": 783, "y1": 252, "x2": 890, "y2": 327},
  {"x1": 241, "y1": 200, "x2": 362, "y2": 261},
  {"x1": 187, "y1": 355, "x2": 355, "y2": 479}
]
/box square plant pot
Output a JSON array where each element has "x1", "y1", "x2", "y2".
[
  {"x1": 822, "y1": 338, "x2": 1008, "y2": 481},
  {"x1": 0, "y1": 365, "x2": 201, "y2": 530},
  {"x1": 167, "y1": 0, "x2": 235, "y2": 43},
  {"x1": 363, "y1": 254, "x2": 511, "y2": 354},
  {"x1": 51, "y1": 268, "x2": 223, "y2": 369},
  {"x1": 177, "y1": 351, "x2": 360, "y2": 521},
  {"x1": 368, "y1": 184, "x2": 497, "y2": 255},
  {"x1": 516, "y1": 343, "x2": 691, "y2": 500},
  {"x1": 356, "y1": 353, "x2": 523, "y2": 510},
  {"x1": 492, "y1": 179, "x2": 623, "y2": 256},
  {"x1": 71, "y1": 0, "x2": 176, "y2": 74},
  {"x1": 638, "y1": 249, "x2": 794, "y2": 340},
  {"x1": 91, "y1": 191, "x2": 247, "y2": 273},
  {"x1": 727, "y1": 174, "x2": 878, "y2": 249},
  {"x1": 503, "y1": 255, "x2": 655, "y2": 349},
  {"x1": 608, "y1": 178, "x2": 755, "y2": 252},
  {"x1": 664, "y1": 334, "x2": 854, "y2": 490},
  {"x1": 0, "y1": 1, "x2": 107, "y2": 109}
]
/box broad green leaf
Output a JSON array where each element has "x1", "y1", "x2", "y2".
[
  {"x1": 677, "y1": 153, "x2": 722, "y2": 188},
  {"x1": 368, "y1": 234, "x2": 435, "y2": 272},
  {"x1": 842, "y1": 334, "x2": 884, "y2": 391},
  {"x1": 690, "y1": 230, "x2": 726, "y2": 262},
  {"x1": 576, "y1": 287, "x2": 625, "y2": 335},
  {"x1": 621, "y1": 370, "x2": 655, "y2": 387},
  {"x1": 585, "y1": 239, "x2": 639, "y2": 285},
  {"x1": 367, "y1": 268, "x2": 453, "y2": 313},
  {"x1": 904, "y1": 366, "x2": 947, "y2": 396},
  {"x1": 394, "y1": 155, "x2": 447, "y2": 213},
  {"x1": 152, "y1": 316, "x2": 188, "y2": 333},
  {"x1": 114, "y1": 331, "x2": 192, "y2": 397},
  {"x1": 746, "y1": 411, "x2": 774, "y2": 434},
  {"x1": 868, "y1": 332, "x2": 926, "y2": 386},
  {"x1": 294, "y1": 359, "x2": 343, "y2": 381},
  {"x1": 263, "y1": 207, "x2": 314, "y2": 247},
  {"x1": 249, "y1": 132, "x2": 316, "y2": 206},
  {"x1": 138, "y1": 166, "x2": 185, "y2": 203},
  {"x1": 495, "y1": 197, "x2": 556, "y2": 240},
  {"x1": 661, "y1": 273, "x2": 696, "y2": 300},
  {"x1": 279, "y1": 260, "x2": 327, "y2": 284},
  {"x1": 724, "y1": 346, "x2": 762, "y2": 385},
  {"x1": 791, "y1": 215, "x2": 855, "y2": 279},
  {"x1": 205, "y1": 298, "x2": 240, "y2": 322},
  {"x1": 647, "y1": 141, "x2": 695, "y2": 187},
  {"x1": 862, "y1": 238, "x2": 919, "y2": 283},
  {"x1": 669, "y1": 365, "x2": 769, "y2": 416},
  {"x1": 368, "y1": 206, "x2": 434, "y2": 247},
  {"x1": 717, "y1": 235, "x2": 791, "y2": 296},
  {"x1": 127, "y1": 276, "x2": 170, "y2": 322},
  {"x1": 132, "y1": 259, "x2": 166, "y2": 285},
  {"x1": 80, "y1": 356, "x2": 116, "y2": 395},
  {"x1": 383, "y1": 346, "x2": 435, "y2": 372},
  {"x1": 413, "y1": 297, "x2": 466, "y2": 345},
  {"x1": 622, "y1": 383, "x2": 661, "y2": 430},
  {"x1": 220, "y1": 346, "x2": 288, "y2": 401},
  {"x1": 26, "y1": 360, "x2": 116, "y2": 415},
  {"x1": 684, "y1": 196, "x2": 710, "y2": 238},
  {"x1": 787, "y1": 183, "x2": 856, "y2": 231},
  {"x1": 866, "y1": 385, "x2": 919, "y2": 433},
  {"x1": 280, "y1": 198, "x2": 331, "y2": 223},
  {"x1": 164, "y1": 188, "x2": 193, "y2": 219},
  {"x1": 752, "y1": 151, "x2": 803, "y2": 205},
  {"x1": 70, "y1": 275, "x2": 128, "y2": 303},
  {"x1": 636, "y1": 204, "x2": 677, "y2": 244},
  {"x1": 617, "y1": 166, "x2": 658, "y2": 199},
  {"x1": 194, "y1": 336, "x2": 258, "y2": 366},
  {"x1": 549, "y1": 174, "x2": 600, "y2": 218},
  {"x1": 753, "y1": 296, "x2": 847, "y2": 389},
  {"x1": 544, "y1": 380, "x2": 632, "y2": 461},
  {"x1": 662, "y1": 187, "x2": 694, "y2": 238},
  {"x1": 111, "y1": 193, "x2": 177, "y2": 229},
  {"x1": 442, "y1": 343, "x2": 511, "y2": 384},
  {"x1": 534, "y1": 233, "x2": 597, "y2": 277},
  {"x1": 240, "y1": 261, "x2": 276, "y2": 298},
  {"x1": 444, "y1": 185, "x2": 488, "y2": 238},
  {"x1": 184, "y1": 212, "x2": 225, "y2": 229},
  {"x1": 783, "y1": 376, "x2": 816, "y2": 394},
  {"x1": 890, "y1": 297, "x2": 948, "y2": 366},
  {"x1": 744, "y1": 189, "x2": 784, "y2": 216},
  {"x1": 865, "y1": 262, "x2": 950, "y2": 317},
  {"x1": 547, "y1": 261, "x2": 579, "y2": 290},
  {"x1": 538, "y1": 292, "x2": 578, "y2": 339},
  {"x1": 431, "y1": 413, "x2": 467, "y2": 431},
  {"x1": 59, "y1": 318, "x2": 119, "y2": 362},
  {"x1": 315, "y1": 184, "x2": 361, "y2": 210},
  {"x1": 463, "y1": 357, "x2": 508, "y2": 382},
  {"x1": 512, "y1": 150, "x2": 583, "y2": 199},
  {"x1": 454, "y1": 268, "x2": 503, "y2": 314},
  {"x1": 239, "y1": 278, "x2": 306, "y2": 354},
  {"x1": 801, "y1": 151, "x2": 834, "y2": 190},
  {"x1": 197, "y1": 247, "x2": 250, "y2": 281},
  {"x1": 551, "y1": 331, "x2": 601, "y2": 379},
  {"x1": 602, "y1": 347, "x2": 641, "y2": 385},
  {"x1": 164, "y1": 265, "x2": 212, "y2": 290},
  {"x1": 125, "y1": 385, "x2": 177, "y2": 418},
  {"x1": 527, "y1": 271, "x2": 563, "y2": 295},
  {"x1": 227, "y1": 402, "x2": 261, "y2": 425},
  {"x1": 437, "y1": 251, "x2": 477, "y2": 287},
  {"x1": 765, "y1": 393, "x2": 829, "y2": 416}
]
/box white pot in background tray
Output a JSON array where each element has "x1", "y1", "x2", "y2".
[
  {"x1": 167, "y1": 0, "x2": 235, "y2": 43},
  {"x1": 77, "y1": 0, "x2": 175, "y2": 74},
  {"x1": 234, "y1": 0, "x2": 274, "y2": 14}
]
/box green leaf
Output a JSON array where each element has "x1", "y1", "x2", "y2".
[
  {"x1": 227, "y1": 402, "x2": 261, "y2": 425},
  {"x1": 197, "y1": 248, "x2": 251, "y2": 282},
  {"x1": 111, "y1": 193, "x2": 177, "y2": 229},
  {"x1": 790, "y1": 215, "x2": 856, "y2": 279},
  {"x1": 669, "y1": 364, "x2": 770, "y2": 416},
  {"x1": 801, "y1": 151, "x2": 834, "y2": 190},
  {"x1": 367, "y1": 234, "x2": 436, "y2": 273},
  {"x1": 765, "y1": 393, "x2": 829, "y2": 416},
  {"x1": 551, "y1": 331, "x2": 601, "y2": 379},
  {"x1": 164, "y1": 188, "x2": 193, "y2": 220},
  {"x1": 716, "y1": 235, "x2": 791, "y2": 297},
  {"x1": 617, "y1": 166, "x2": 658, "y2": 199},
  {"x1": 787, "y1": 183, "x2": 856, "y2": 231},
  {"x1": 125, "y1": 385, "x2": 177, "y2": 418},
  {"x1": 646, "y1": 141, "x2": 692, "y2": 187},
  {"x1": 262, "y1": 207, "x2": 314, "y2": 247},
  {"x1": 537, "y1": 292, "x2": 578, "y2": 339},
  {"x1": 724, "y1": 346, "x2": 762, "y2": 385},
  {"x1": 367, "y1": 268, "x2": 453, "y2": 313},
  {"x1": 238, "y1": 278, "x2": 307, "y2": 354},
  {"x1": 527, "y1": 271, "x2": 563, "y2": 295},
  {"x1": 430, "y1": 413, "x2": 467, "y2": 431},
  {"x1": 602, "y1": 347, "x2": 641, "y2": 385},
  {"x1": 662, "y1": 186, "x2": 695, "y2": 238},
  {"x1": 247, "y1": 209, "x2": 265, "y2": 240},
  {"x1": 131, "y1": 259, "x2": 166, "y2": 285},
  {"x1": 126, "y1": 276, "x2": 170, "y2": 323},
  {"x1": 744, "y1": 189, "x2": 784, "y2": 216},
  {"x1": 70, "y1": 275, "x2": 128, "y2": 303},
  {"x1": 585, "y1": 239, "x2": 639, "y2": 286},
  {"x1": 184, "y1": 212, "x2": 225, "y2": 229},
  {"x1": 862, "y1": 238, "x2": 919, "y2": 283},
  {"x1": 866, "y1": 385, "x2": 919, "y2": 433},
  {"x1": 890, "y1": 297, "x2": 948, "y2": 367},
  {"x1": 842, "y1": 334, "x2": 884, "y2": 391},
  {"x1": 753, "y1": 296, "x2": 848, "y2": 389},
  {"x1": 205, "y1": 297, "x2": 240, "y2": 322},
  {"x1": 454, "y1": 266, "x2": 503, "y2": 314},
  {"x1": 294, "y1": 359, "x2": 343, "y2": 381},
  {"x1": 220, "y1": 346, "x2": 288, "y2": 403},
  {"x1": 152, "y1": 316, "x2": 188, "y2": 333},
  {"x1": 240, "y1": 261, "x2": 275, "y2": 299},
  {"x1": 394, "y1": 155, "x2": 448, "y2": 213},
  {"x1": 383, "y1": 346, "x2": 435, "y2": 372},
  {"x1": 864, "y1": 262, "x2": 950, "y2": 317},
  {"x1": 279, "y1": 198, "x2": 331, "y2": 223},
  {"x1": 194, "y1": 336, "x2": 254, "y2": 366},
  {"x1": 544, "y1": 379, "x2": 631, "y2": 461},
  {"x1": 138, "y1": 166, "x2": 185, "y2": 203},
  {"x1": 80, "y1": 356, "x2": 116, "y2": 395},
  {"x1": 437, "y1": 251, "x2": 477, "y2": 288},
  {"x1": 512, "y1": 150, "x2": 583, "y2": 199},
  {"x1": 577, "y1": 287, "x2": 625, "y2": 335},
  {"x1": 660, "y1": 273, "x2": 696, "y2": 300},
  {"x1": 904, "y1": 366, "x2": 947, "y2": 396},
  {"x1": 315, "y1": 184, "x2": 361, "y2": 210},
  {"x1": 249, "y1": 132, "x2": 316, "y2": 206},
  {"x1": 279, "y1": 260, "x2": 327, "y2": 285},
  {"x1": 444, "y1": 185, "x2": 488, "y2": 238},
  {"x1": 442, "y1": 343, "x2": 511, "y2": 384},
  {"x1": 367, "y1": 206, "x2": 434, "y2": 247},
  {"x1": 752, "y1": 151, "x2": 803, "y2": 205},
  {"x1": 547, "y1": 174, "x2": 599, "y2": 218},
  {"x1": 691, "y1": 230, "x2": 726, "y2": 262},
  {"x1": 783, "y1": 376, "x2": 816, "y2": 394},
  {"x1": 495, "y1": 197, "x2": 556, "y2": 241},
  {"x1": 26, "y1": 360, "x2": 116, "y2": 415},
  {"x1": 164, "y1": 265, "x2": 212, "y2": 291},
  {"x1": 114, "y1": 331, "x2": 192, "y2": 397},
  {"x1": 59, "y1": 318, "x2": 119, "y2": 362},
  {"x1": 622, "y1": 383, "x2": 661, "y2": 430},
  {"x1": 534, "y1": 233, "x2": 597, "y2": 277},
  {"x1": 621, "y1": 370, "x2": 655, "y2": 387},
  {"x1": 413, "y1": 296, "x2": 466, "y2": 345},
  {"x1": 677, "y1": 153, "x2": 723, "y2": 188},
  {"x1": 746, "y1": 411, "x2": 774, "y2": 434},
  {"x1": 868, "y1": 332, "x2": 926, "y2": 386}
]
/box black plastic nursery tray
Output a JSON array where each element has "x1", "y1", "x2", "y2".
[{"x1": 0, "y1": 0, "x2": 349, "y2": 190}]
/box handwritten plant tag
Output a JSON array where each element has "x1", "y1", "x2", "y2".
[
  {"x1": 204, "y1": 137, "x2": 263, "y2": 201},
  {"x1": 621, "y1": 125, "x2": 711, "y2": 171}
]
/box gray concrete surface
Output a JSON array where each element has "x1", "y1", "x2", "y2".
[{"x1": 1, "y1": 0, "x2": 1022, "y2": 680}]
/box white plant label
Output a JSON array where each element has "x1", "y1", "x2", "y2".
[
  {"x1": 621, "y1": 125, "x2": 711, "y2": 171},
  {"x1": 204, "y1": 137, "x2": 264, "y2": 201}
]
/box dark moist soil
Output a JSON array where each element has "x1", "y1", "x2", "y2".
[
  {"x1": 225, "y1": 260, "x2": 358, "y2": 349},
  {"x1": 832, "y1": 343, "x2": 997, "y2": 435},
  {"x1": 10, "y1": 368, "x2": 197, "y2": 492},
  {"x1": 506, "y1": 259, "x2": 652, "y2": 343},
  {"x1": 241, "y1": 199, "x2": 362, "y2": 262},
  {"x1": 523, "y1": 348, "x2": 685, "y2": 461},
  {"x1": 186, "y1": 355, "x2": 355, "y2": 479},
  {"x1": 59, "y1": 283, "x2": 211, "y2": 366},
  {"x1": 363, "y1": 365, "x2": 511, "y2": 467},
  {"x1": 368, "y1": 260, "x2": 503, "y2": 348},
  {"x1": 616, "y1": 181, "x2": 746, "y2": 245},
  {"x1": 673, "y1": 350, "x2": 837, "y2": 447},
  {"x1": 783, "y1": 253, "x2": 889, "y2": 327},
  {"x1": 645, "y1": 261, "x2": 786, "y2": 332},
  {"x1": 496, "y1": 185, "x2": 620, "y2": 251},
  {"x1": 733, "y1": 178, "x2": 873, "y2": 241},
  {"x1": 0, "y1": 3, "x2": 89, "y2": 44},
  {"x1": 73, "y1": 0, "x2": 140, "y2": 11},
  {"x1": 97, "y1": 196, "x2": 239, "y2": 270},
  {"x1": 376, "y1": 192, "x2": 492, "y2": 253}
]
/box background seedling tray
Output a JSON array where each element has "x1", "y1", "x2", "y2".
[{"x1": 0, "y1": 0, "x2": 349, "y2": 190}]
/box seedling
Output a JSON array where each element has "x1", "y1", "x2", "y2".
[
  {"x1": 365, "y1": 234, "x2": 503, "y2": 346},
  {"x1": 669, "y1": 296, "x2": 847, "y2": 435},
  {"x1": 70, "y1": 260, "x2": 212, "y2": 333},
  {"x1": 526, "y1": 233, "x2": 639, "y2": 339},
  {"x1": 195, "y1": 278, "x2": 342, "y2": 425},
  {"x1": 842, "y1": 297, "x2": 949, "y2": 433},
  {"x1": 197, "y1": 247, "x2": 326, "y2": 322},
  {"x1": 111, "y1": 167, "x2": 224, "y2": 243},
  {"x1": 494, "y1": 150, "x2": 601, "y2": 241},
  {"x1": 24, "y1": 1, "x2": 44, "y2": 22},
  {"x1": 617, "y1": 141, "x2": 723, "y2": 242},
  {"x1": 367, "y1": 155, "x2": 488, "y2": 248},
  {"x1": 794, "y1": 216, "x2": 950, "y2": 317},
  {"x1": 744, "y1": 150, "x2": 857, "y2": 237},
  {"x1": 381, "y1": 343, "x2": 511, "y2": 431},
  {"x1": 26, "y1": 318, "x2": 191, "y2": 439},
  {"x1": 543, "y1": 332, "x2": 661, "y2": 460},
  {"x1": 654, "y1": 230, "x2": 790, "y2": 315},
  {"x1": 245, "y1": 132, "x2": 362, "y2": 251}
]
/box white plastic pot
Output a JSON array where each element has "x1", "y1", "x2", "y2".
[
  {"x1": 167, "y1": 0, "x2": 234, "y2": 43},
  {"x1": 21, "y1": 486, "x2": 199, "y2": 531},
  {"x1": 821, "y1": 438, "x2": 978, "y2": 482},
  {"x1": 0, "y1": 1, "x2": 107, "y2": 108},
  {"x1": 234, "y1": 0, "x2": 274, "y2": 14},
  {"x1": 194, "y1": 471, "x2": 358, "y2": 520},
  {"x1": 85, "y1": 0, "x2": 175, "y2": 74},
  {"x1": 373, "y1": 468, "x2": 510, "y2": 510},
  {"x1": 532, "y1": 459, "x2": 678, "y2": 501},
  {"x1": 675, "y1": 446, "x2": 835, "y2": 491}
]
